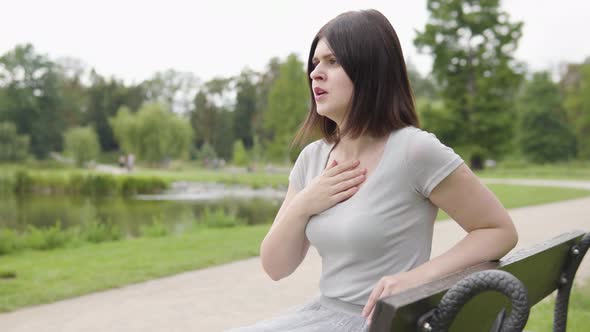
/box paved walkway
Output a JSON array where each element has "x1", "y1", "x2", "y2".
[{"x1": 0, "y1": 180, "x2": 589, "y2": 331}]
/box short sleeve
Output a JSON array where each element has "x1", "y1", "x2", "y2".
[
  {"x1": 405, "y1": 129, "x2": 464, "y2": 197},
  {"x1": 288, "y1": 146, "x2": 308, "y2": 191}
]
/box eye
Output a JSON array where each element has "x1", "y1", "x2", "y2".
[{"x1": 329, "y1": 58, "x2": 338, "y2": 65}]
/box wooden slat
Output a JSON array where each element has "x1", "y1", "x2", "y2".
[{"x1": 369, "y1": 230, "x2": 586, "y2": 332}]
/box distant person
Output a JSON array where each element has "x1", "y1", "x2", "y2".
[
  {"x1": 126, "y1": 153, "x2": 135, "y2": 171},
  {"x1": 226, "y1": 9, "x2": 518, "y2": 332},
  {"x1": 118, "y1": 155, "x2": 126, "y2": 168}
]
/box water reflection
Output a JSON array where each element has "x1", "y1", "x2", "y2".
[{"x1": 0, "y1": 195, "x2": 281, "y2": 236}]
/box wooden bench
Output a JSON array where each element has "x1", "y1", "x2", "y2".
[{"x1": 369, "y1": 230, "x2": 590, "y2": 332}]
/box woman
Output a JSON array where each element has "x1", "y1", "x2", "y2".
[{"x1": 227, "y1": 9, "x2": 517, "y2": 332}]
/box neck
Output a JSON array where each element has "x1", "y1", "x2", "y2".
[{"x1": 336, "y1": 133, "x2": 384, "y2": 159}]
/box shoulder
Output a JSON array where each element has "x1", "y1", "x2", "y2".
[
  {"x1": 296, "y1": 138, "x2": 331, "y2": 162},
  {"x1": 400, "y1": 127, "x2": 452, "y2": 159}
]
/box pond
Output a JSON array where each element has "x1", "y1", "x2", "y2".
[{"x1": 0, "y1": 193, "x2": 281, "y2": 236}]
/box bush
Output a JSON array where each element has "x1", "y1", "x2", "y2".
[
  {"x1": 81, "y1": 220, "x2": 123, "y2": 243},
  {"x1": 0, "y1": 229, "x2": 20, "y2": 255},
  {"x1": 232, "y1": 140, "x2": 249, "y2": 166},
  {"x1": 64, "y1": 126, "x2": 101, "y2": 167},
  {"x1": 139, "y1": 217, "x2": 170, "y2": 237},
  {"x1": 0, "y1": 122, "x2": 30, "y2": 162},
  {"x1": 13, "y1": 170, "x2": 33, "y2": 194},
  {"x1": 200, "y1": 207, "x2": 243, "y2": 228},
  {"x1": 22, "y1": 222, "x2": 72, "y2": 251}
]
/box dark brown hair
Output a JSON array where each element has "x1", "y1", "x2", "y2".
[{"x1": 293, "y1": 9, "x2": 419, "y2": 146}]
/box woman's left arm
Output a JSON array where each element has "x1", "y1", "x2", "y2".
[{"x1": 363, "y1": 163, "x2": 518, "y2": 320}]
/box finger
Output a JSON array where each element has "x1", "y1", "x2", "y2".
[
  {"x1": 367, "y1": 307, "x2": 375, "y2": 326},
  {"x1": 362, "y1": 282, "x2": 384, "y2": 317},
  {"x1": 331, "y1": 185, "x2": 359, "y2": 203},
  {"x1": 331, "y1": 167, "x2": 366, "y2": 183},
  {"x1": 325, "y1": 159, "x2": 338, "y2": 170},
  {"x1": 324, "y1": 159, "x2": 359, "y2": 177},
  {"x1": 331, "y1": 173, "x2": 365, "y2": 194}
]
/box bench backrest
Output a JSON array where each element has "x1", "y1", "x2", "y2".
[{"x1": 369, "y1": 231, "x2": 586, "y2": 332}]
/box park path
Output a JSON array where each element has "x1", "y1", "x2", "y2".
[{"x1": 0, "y1": 179, "x2": 588, "y2": 331}]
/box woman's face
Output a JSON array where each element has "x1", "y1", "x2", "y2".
[{"x1": 310, "y1": 38, "x2": 354, "y2": 125}]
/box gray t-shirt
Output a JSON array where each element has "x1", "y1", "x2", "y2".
[{"x1": 288, "y1": 126, "x2": 464, "y2": 305}]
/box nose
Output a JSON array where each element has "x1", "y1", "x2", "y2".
[{"x1": 310, "y1": 65, "x2": 325, "y2": 81}]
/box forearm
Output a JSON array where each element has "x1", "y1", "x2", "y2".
[
  {"x1": 411, "y1": 226, "x2": 518, "y2": 283},
  {"x1": 260, "y1": 196, "x2": 311, "y2": 281}
]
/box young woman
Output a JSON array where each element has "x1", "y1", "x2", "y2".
[{"x1": 227, "y1": 9, "x2": 518, "y2": 332}]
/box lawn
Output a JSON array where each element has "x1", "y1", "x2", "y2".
[
  {"x1": 0, "y1": 225, "x2": 269, "y2": 312},
  {"x1": 0, "y1": 183, "x2": 589, "y2": 312},
  {"x1": 525, "y1": 283, "x2": 590, "y2": 331},
  {"x1": 436, "y1": 183, "x2": 590, "y2": 220}
]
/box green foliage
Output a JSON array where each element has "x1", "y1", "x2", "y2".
[
  {"x1": 139, "y1": 217, "x2": 170, "y2": 237},
  {"x1": 22, "y1": 222, "x2": 72, "y2": 251},
  {"x1": 13, "y1": 170, "x2": 33, "y2": 195},
  {"x1": 562, "y1": 61, "x2": 590, "y2": 159},
  {"x1": 198, "y1": 142, "x2": 217, "y2": 162},
  {"x1": 0, "y1": 44, "x2": 67, "y2": 158},
  {"x1": 110, "y1": 102, "x2": 193, "y2": 163},
  {"x1": 414, "y1": 0, "x2": 524, "y2": 166},
  {"x1": 64, "y1": 126, "x2": 101, "y2": 167},
  {"x1": 0, "y1": 229, "x2": 20, "y2": 255},
  {"x1": 79, "y1": 220, "x2": 122, "y2": 243},
  {"x1": 416, "y1": 98, "x2": 462, "y2": 146},
  {"x1": 6, "y1": 170, "x2": 167, "y2": 196},
  {"x1": 85, "y1": 72, "x2": 145, "y2": 151},
  {"x1": 407, "y1": 62, "x2": 437, "y2": 99},
  {"x1": 263, "y1": 54, "x2": 308, "y2": 162},
  {"x1": 517, "y1": 72, "x2": 576, "y2": 163},
  {"x1": 0, "y1": 122, "x2": 30, "y2": 161},
  {"x1": 141, "y1": 69, "x2": 199, "y2": 114},
  {"x1": 232, "y1": 140, "x2": 249, "y2": 166},
  {"x1": 234, "y1": 69, "x2": 258, "y2": 148},
  {"x1": 120, "y1": 176, "x2": 167, "y2": 195},
  {"x1": 199, "y1": 207, "x2": 243, "y2": 228},
  {"x1": 190, "y1": 78, "x2": 235, "y2": 160}
]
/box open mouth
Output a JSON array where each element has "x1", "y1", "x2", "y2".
[{"x1": 314, "y1": 87, "x2": 327, "y2": 98}]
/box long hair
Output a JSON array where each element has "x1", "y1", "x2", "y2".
[{"x1": 293, "y1": 9, "x2": 419, "y2": 147}]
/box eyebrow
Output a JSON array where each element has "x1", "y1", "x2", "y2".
[{"x1": 312, "y1": 52, "x2": 335, "y2": 63}]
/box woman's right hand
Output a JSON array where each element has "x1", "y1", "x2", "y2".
[{"x1": 293, "y1": 159, "x2": 366, "y2": 218}]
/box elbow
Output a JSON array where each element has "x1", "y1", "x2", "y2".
[
  {"x1": 261, "y1": 259, "x2": 285, "y2": 281},
  {"x1": 499, "y1": 220, "x2": 519, "y2": 257},
  {"x1": 260, "y1": 244, "x2": 285, "y2": 281},
  {"x1": 507, "y1": 225, "x2": 519, "y2": 251}
]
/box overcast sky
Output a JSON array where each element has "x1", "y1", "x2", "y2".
[{"x1": 2, "y1": 0, "x2": 589, "y2": 84}]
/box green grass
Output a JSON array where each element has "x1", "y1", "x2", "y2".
[
  {"x1": 0, "y1": 173, "x2": 589, "y2": 313},
  {"x1": 0, "y1": 225, "x2": 268, "y2": 312},
  {"x1": 525, "y1": 283, "x2": 590, "y2": 331},
  {"x1": 437, "y1": 184, "x2": 590, "y2": 220},
  {"x1": 476, "y1": 161, "x2": 590, "y2": 180}
]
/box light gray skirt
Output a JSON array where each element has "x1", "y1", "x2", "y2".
[{"x1": 224, "y1": 295, "x2": 369, "y2": 332}]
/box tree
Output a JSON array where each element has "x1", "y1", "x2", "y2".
[
  {"x1": 407, "y1": 61, "x2": 437, "y2": 99},
  {"x1": 110, "y1": 103, "x2": 193, "y2": 163},
  {"x1": 232, "y1": 140, "x2": 249, "y2": 166},
  {"x1": 516, "y1": 72, "x2": 576, "y2": 163},
  {"x1": 0, "y1": 44, "x2": 68, "y2": 158},
  {"x1": 0, "y1": 122, "x2": 29, "y2": 161},
  {"x1": 64, "y1": 126, "x2": 101, "y2": 167},
  {"x1": 414, "y1": 0, "x2": 524, "y2": 168},
  {"x1": 263, "y1": 54, "x2": 308, "y2": 162},
  {"x1": 561, "y1": 60, "x2": 590, "y2": 159},
  {"x1": 234, "y1": 69, "x2": 258, "y2": 148},
  {"x1": 189, "y1": 77, "x2": 235, "y2": 160},
  {"x1": 84, "y1": 71, "x2": 145, "y2": 151},
  {"x1": 141, "y1": 69, "x2": 200, "y2": 114}
]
